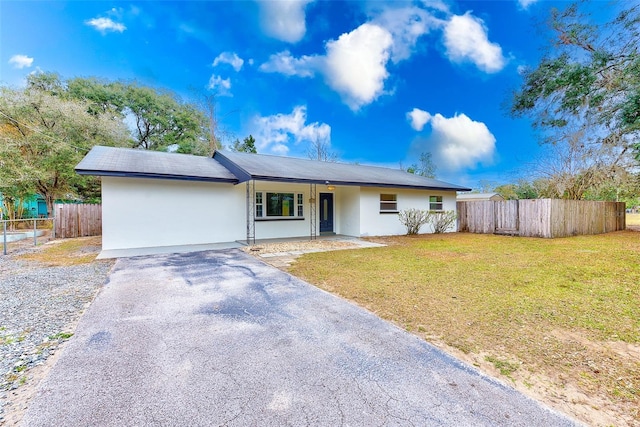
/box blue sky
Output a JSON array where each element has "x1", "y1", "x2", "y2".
[{"x1": 0, "y1": 0, "x2": 616, "y2": 188}]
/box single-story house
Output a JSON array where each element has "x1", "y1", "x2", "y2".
[
  {"x1": 75, "y1": 146, "x2": 471, "y2": 252},
  {"x1": 457, "y1": 192, "x2": 505, "y2": 202}
]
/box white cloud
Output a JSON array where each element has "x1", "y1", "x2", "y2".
[
  {"x1": 373, "y1": 6, "x2": 438, "y2": 63},
  {"x1": 9, "y1": 54, "x2": 34, "y2": 69},
  {"x1": 324, "y1": 23, "x2": 393, "y2": 110},
  {"x1": 259, "y1": 51, "x2": 318, "y2": 77},
  {"x1": 257, "y1": 0, "x2": 313, "y2": 43},
  {"x1": 421, "y1": 0, "x2": 450, "y2": 13},
  {"x1": 85, "y1": 17, "x2": 126, "y2": 34},
  {"x1": 213, "y1": 52, "x2": 244, "y2": 72},
  {"x1": 517, "y1": 0, "x2": 538, "y2": 9},
  {"x1": 259, "y1": 23, "x2": 394, "y2": 110},
  {"x1": 415, "y1": 111, "x2": 496, "y2": 170},
  {"x1": 207, "y1": 75, "x2": 232, "y2": 96},
  {"x1": 407, "y1": 108, "x2": 432, "y2": 131},
  {"x1": 443, "y1": 12, "x2": 505, "y2": 73},
  {"x1": 252, "y1": 105, "x2": 331, "y2": 155}
]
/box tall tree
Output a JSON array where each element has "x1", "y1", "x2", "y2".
[
  {"x1": 510, "y1": 2, "x2": 640, "y2": 198},
  {"x1": 231, "y1": 135, "x2": 257, "y2": 153},
  {"x1": 406, "y1": 152, "x2": 436, "y2": 178},
  {"x1": 307, "y1": 136, "x2": 337, "y2": 162},
  {"x1": 0, "y1": 86, "x2": 129, "y2": 215},
  {"x1": 32, "y1": 73, "x2": 209, "y2": 154}
]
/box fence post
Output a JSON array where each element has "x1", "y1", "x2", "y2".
[
  {"x1": 2, "y1": 221, "x2": 6, "y2": 256},
  {"x1": 33, "y1": 219, "x2": 37, "y2": 246}
]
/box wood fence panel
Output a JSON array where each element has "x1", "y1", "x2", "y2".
[
  {"x1": 458, "y1": 199, "x2": 626, "y2": 238},
  {"x1": 495, "y1": 200, "x2": 518, "y2": 232},
  {"x1": 54, "y1": 204, "x2": 102, "y2": 238}
]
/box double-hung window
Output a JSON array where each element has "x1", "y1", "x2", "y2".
[
  {"x1": 429, "y1": 195, "x2": 443, "y2": 211},
  {"x1": 255, "y1": 191, "x2": 304, "y2": 219},
  {"x1": 380, "y1": 194, "x2": 398, "y2": 213}
]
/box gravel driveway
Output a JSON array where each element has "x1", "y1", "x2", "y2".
[
  {"x1": 20, "y1": 249, "x2": 578, "y2": 426},
  {"x1": 0, "y1": 254, "x2": 112, "y2": 425}
]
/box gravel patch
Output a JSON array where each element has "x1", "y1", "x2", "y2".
[{"x1": 0, "y1": 254, "x2": 113, "y2": 424}]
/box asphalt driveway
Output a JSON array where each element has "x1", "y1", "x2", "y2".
[{"x1": 22, "y1": 250, "x2": 578, "y2": 426}]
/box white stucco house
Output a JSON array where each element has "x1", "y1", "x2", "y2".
[{"x1": 76, "y1": 146, "x2": 471, "y2": 254}]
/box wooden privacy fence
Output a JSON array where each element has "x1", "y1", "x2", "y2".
[
  {"x1": 457, "y1": 199, "x2": 626, "y2": 238},
  {"x1": 53, "y1": 203, "x2": 102, "y2": 238}
]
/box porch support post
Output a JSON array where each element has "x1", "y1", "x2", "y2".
[
  {"x1": 309, "y1": 183, "x2": 317, "y2": 240},
  {"x1": 246, "y1": 180, "x2": 255, "y2": 245}
]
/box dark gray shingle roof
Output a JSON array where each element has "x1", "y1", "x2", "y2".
[
  {"x1": 75, "y1": 146, "x2": 238, "y2": 183},
  {"x1": 214, "y1": 150, "x2": 471, "y2": 191}
]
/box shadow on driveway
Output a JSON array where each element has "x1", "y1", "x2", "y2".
[{"x1": 22, "y1": 250, "x2": 579, "y2": 426}]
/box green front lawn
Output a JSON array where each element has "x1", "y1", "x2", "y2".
[{"x1": 290, "y1": 231, "x2": 640, "y2": 425}]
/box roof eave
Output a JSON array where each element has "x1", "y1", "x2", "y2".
[
  {"x1": 75, "y1": 169, "x2": 238, "y2": 184},
  {"x1": 235, "y1": 175, "x2": 470, "y2": 191}
]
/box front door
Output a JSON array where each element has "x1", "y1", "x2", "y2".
[{"x1": 319, "y1": 193, "x2": 334, "y2": 233}]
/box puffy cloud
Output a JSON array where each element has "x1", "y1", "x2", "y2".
[
  {"x1": 324, "y1": 23, "x2": 393, "y2": 110},
  {"x1": 207, "y1": 75, "x2": 232, "y2": 96},
  {"x1": 213, "y1": 52, "x2": 244, "y2": 72},
  {"x1": 252, "y1": 105, "x2": 331, "y2": 155},
  {"x1": 259, "y1": 51, "x2": 318, "y2": 77},
  {"x1": 406, "y1": 108, "x2": 431, "y2": 131},
  {"x1": 415, "y1": 111, "x2": 496, "y2": 170},
  {"x1": 257, "y1": 0, "x2": 313, "y2": 43},
  {"x1": 373, "y1": 6, "x2": 439, "y2": 63},
  {"x1": 259, "y1": 23, "x2": 393, "y2": 110},
  {"x1": 9, "y1": 54, "x2": 33, "y2": 69},
  {"x1": 85, "y1": 17, "x2": 126, "y2": 34},
  {"x1": 443, "y1": 12, "x2": 505, "y2": 73}
]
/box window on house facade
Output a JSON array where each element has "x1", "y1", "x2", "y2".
[
  {"x1": 429, "y1": 195, "x2": 443, "y2": 211},
  {"x1": 255, "y1": 192, "x2": 304, "y2": 218},
  {"x1": 380, "y1": 194, "x2": 398, "y2": 212}
]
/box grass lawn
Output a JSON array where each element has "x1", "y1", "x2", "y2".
[
  {"x1": 628, "y1": 213, "x2": 640, "y2": 226},
  {"x1": 289, "y1": 231, "x2": 640, "y2": 426}
]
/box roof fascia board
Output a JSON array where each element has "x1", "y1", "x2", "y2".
[
  {"x1": 75, "y1": 169, "x2": 238, "y2": 184},
  {"x1": 249, "y1": 176, "x2": 471, "y2": 191}
]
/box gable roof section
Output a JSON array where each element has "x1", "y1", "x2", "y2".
[
  {"x1": 214, "y1": 150, "x2": 471, "y2": 191},
  {"x1": 75, "y1": 146, "x2": 238, "y2": 183}
]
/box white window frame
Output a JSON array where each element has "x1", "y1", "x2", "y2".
[
  {"x1": 255, "y1": 191, "x2": 305, "y2": 219},
  {"x1": 429, "y1": 195, "x2": 443, "y2": 211},
  {"x1": 380, "y1": 193, "x2": 398, "y2": 213}
]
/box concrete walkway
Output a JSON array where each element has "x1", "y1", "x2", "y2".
[{"x1": 22, "y1": 250, "x2": 578, "y2": 426}]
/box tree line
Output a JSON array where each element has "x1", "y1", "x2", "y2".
[{"x1": 0, "y1": 72, "x2": 257, "y2": 218}]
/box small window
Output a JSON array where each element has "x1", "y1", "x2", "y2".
[
  {"x1": 380, "y1": 194, "x2": 398, "y2": 212},
  {"x1": 297, "y1": 193, "x2": 304, "y2": 217},
  {"x1": 429, "y1": 195, "x2": 443, "y2": 211},
  {"x1": 255, "y1": 192, "x2": 263, "y2": 217}
]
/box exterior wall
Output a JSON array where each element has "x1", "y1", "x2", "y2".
[
  {"x1": 359, "y1": 187, "x2": 457, "y2": 236},
  {"x1": 102, "y1": 177, "x2": 245, "y2": 250},
  {"x1": 102, "y1": 177, "x2": 460, "y2": 250},
  {"x1": 336, "y1": 186, "x2": 360, "y2": 236}
]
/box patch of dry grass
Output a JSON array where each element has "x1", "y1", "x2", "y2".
[
  {"x1": 290, "y1": 231, "x2": 640, "y2": 425},
  {"x1": 17, "y1": 236, "x2": 102, "y2": 266}
]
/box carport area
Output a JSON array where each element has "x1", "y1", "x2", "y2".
[{"x1": 22, "y1": 250, "x2": 577, "y2": 426}]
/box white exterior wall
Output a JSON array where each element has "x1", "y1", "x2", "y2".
[
  {"x1": 359, "y1": 187, "x2": 458, "y2": 236},
  {"x1": 101, "y1": 177, "x2": 245, "y2": 250},
  {"x1": 102, "y1": 177, "x2": 460, "y2": 250},
  {"x1": 336, "y1": 186, "x2": 360, "y2": 236}
]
